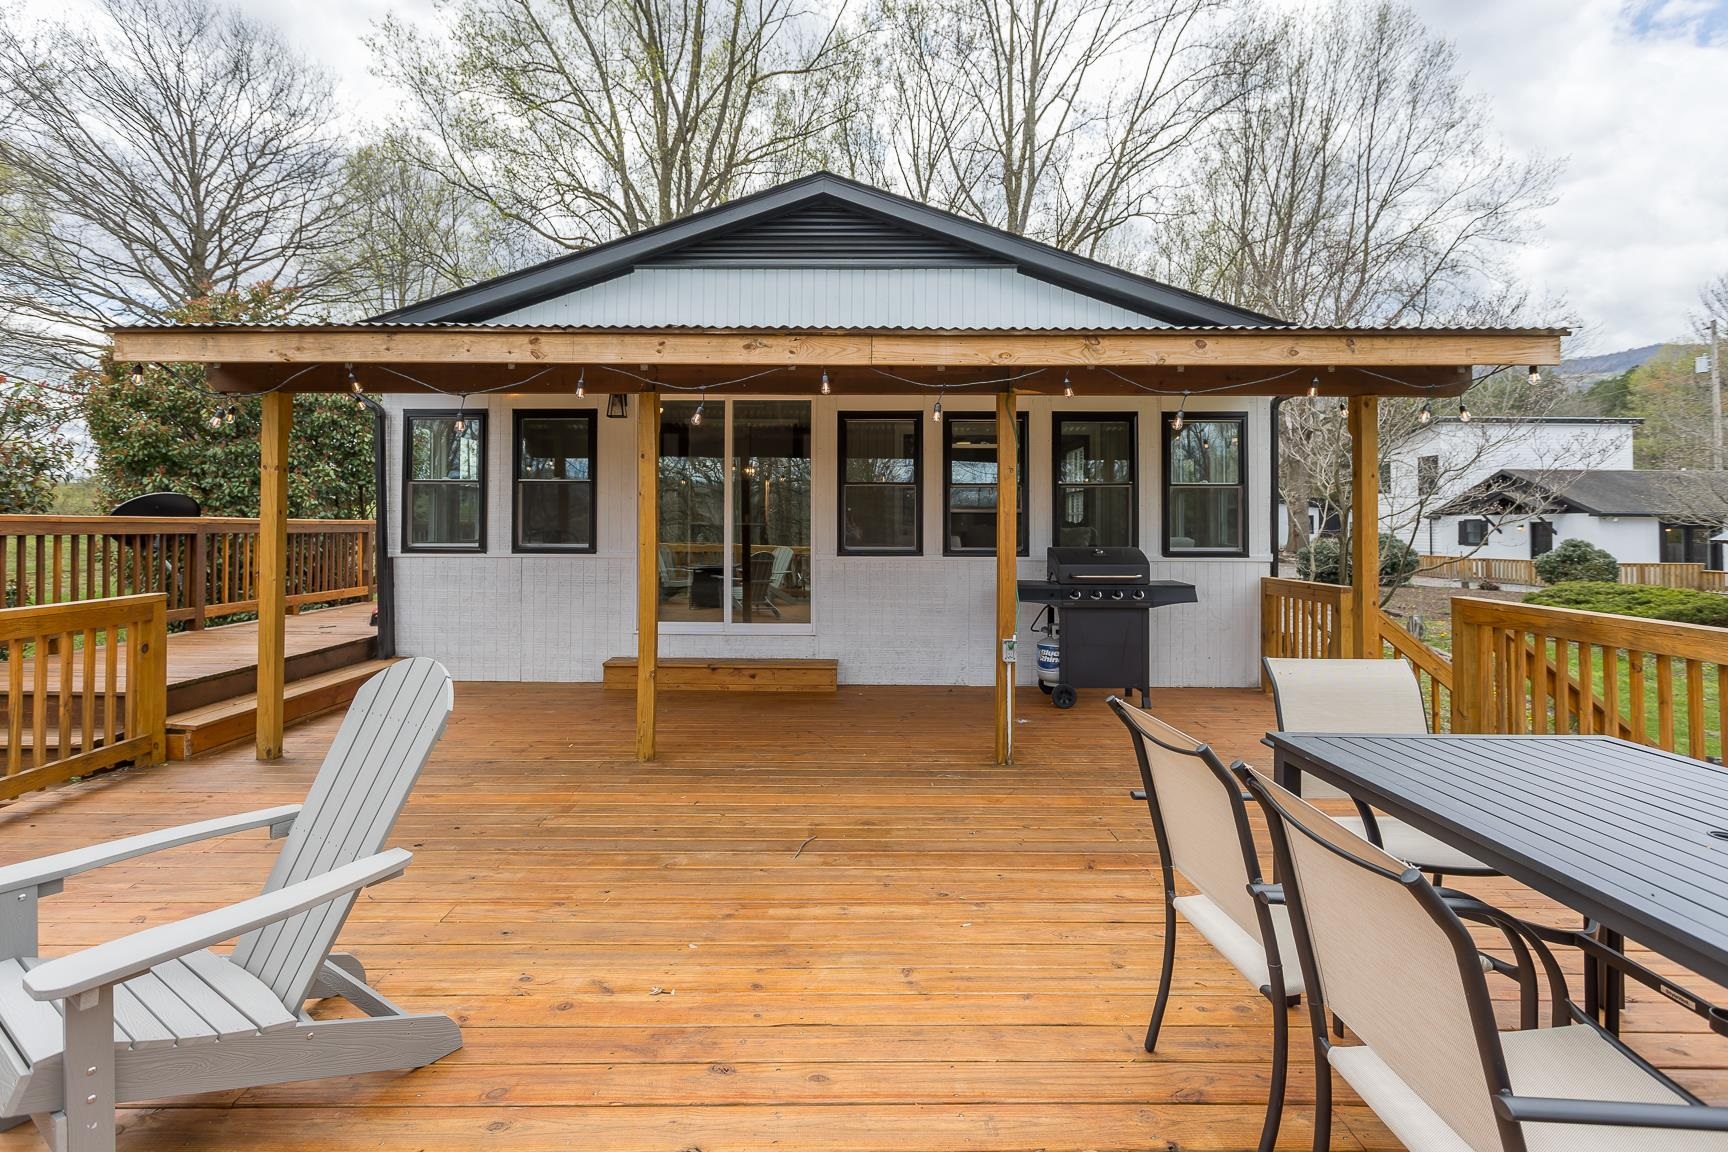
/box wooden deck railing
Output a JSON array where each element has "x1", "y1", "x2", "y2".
[
  {"x1": 1617, "y1": 562, "x2": 1728, "y2": 592},
  {"x1": 1, "y1": 593, "x2": 166, "y2": 801},
  {"x1": 1259, "y1": 578, "x2": 1353, "y2": 676},
  {"x1": 1377, "y1": 610, "x2": 1453, "y2": 731},
  {"x1": 1451, "y1": 596, "x2": 1728, "y2": 759},
  {"x1": 0, "y1": 516, "x2": 375, "y2": 627},
  {"x1": 1417, "y1": 554, "x2": 1541, "y2": 586}
]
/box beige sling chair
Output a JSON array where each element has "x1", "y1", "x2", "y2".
[
  {"x1": 1263, "y1": 657, "x2": 1494, "y2": 882},
  {"x1": 1241, "y1": 765, "x2": 1728, "y2": 1152},
  {"x1": 1107, "y1": 696, "x2": 1299, "y2": 1152}
]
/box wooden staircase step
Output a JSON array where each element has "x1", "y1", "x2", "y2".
[
  {"x1": 165, "y1": 659, "x2": 397, "y2": 760},
  {"x1": 602, "y1": 657, "x2": 838, "y2": 693}
]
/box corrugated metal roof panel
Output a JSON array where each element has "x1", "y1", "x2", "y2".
[{"x1": 483, "y1": 267, "x2": 1171, "y2": 330}]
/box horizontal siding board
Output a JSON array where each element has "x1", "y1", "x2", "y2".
[{"x1": 486, "y1": 268, "x2": 1170, "y2": 330}]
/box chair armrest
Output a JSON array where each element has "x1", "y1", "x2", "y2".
[
  {"x1": 22, "y1": 848, "x2": 410, "y2": 1002},
  {"x1": 0, "y1": 805, "x2": 302, "y2": 897},
  {"x1": 1497, "y1": 1093, "x2": 1728, "y2": 1132}
]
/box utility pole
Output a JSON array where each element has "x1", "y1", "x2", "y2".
[{"x1": 1714, "y1": 318, "x2": 1724, "y2": 471}]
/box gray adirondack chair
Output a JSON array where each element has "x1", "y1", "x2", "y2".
[{"x1": 0, "y1": 657, "x2": 461, "y2": 1151}]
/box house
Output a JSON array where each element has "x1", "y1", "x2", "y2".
[
  {"x1": 1429, "y1": 468, "x2": 1728, "y2": 566},
  {"x1": 1381, "y1": 416, "x2": 1638, "y2": 548},
  {"x1": 110, "y1": 172, "x2": 1562, "y2": 761}
]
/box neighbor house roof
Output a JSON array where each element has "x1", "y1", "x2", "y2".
[
  {"x1": 373, "y1": 172, "x2": 1284, "y2": 330},
  {"x1": 1434, "y1": 469, "x2": 1728, "y2": 520}
]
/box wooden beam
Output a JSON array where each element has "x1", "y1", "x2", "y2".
[
  {"x1": 114, "y1": 326, "x2": 1564, "y2": 372},
  {"x1": 995, "y1": 389, "x2": 1018, "y2": 765},
  {"x1": 1348, "y1": 395, "x2": 1380, "y2": 660},
  {"x1": 256, "y1": 392, "x2": 291, "y2": 760},
  {"x1": 636, "y1": 389, "x2": 658, "y2": 761}
]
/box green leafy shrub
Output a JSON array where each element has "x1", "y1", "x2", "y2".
[
  {"x1": 1295, "y1": 534, "x2": 1418, "y2": 587},
  {"x1": 1524, "y1": 582, "x2": 1728, "y2": 627},
  {"x1": 1533, "y1": 538, "x2": 1620, "y2": 585}
]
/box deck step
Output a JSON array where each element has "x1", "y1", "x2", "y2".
[
  {"x1": 602, "y1": 657, "x2": 837, "y2": 693},
  {"x1": 165, "y1": 659, "x2": 397, "y2": 760}
]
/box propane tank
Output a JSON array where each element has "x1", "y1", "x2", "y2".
[{"x1": 1035, "y1": 610, "x2": 1060, "y2": 688}]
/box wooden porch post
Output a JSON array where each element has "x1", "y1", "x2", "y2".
[
  {"x1": 257, "y1": 392, "x2": 291, "y2": 760},
  {"x1": 1347, "y1": 395, "x2": 1380, "y2": 659},
  {"x1": 636, "y1": 389, "x2": 658, "y2": 761},
  {"x1": 995, "y1": 389, "x2": 1018, "y2": 764}
]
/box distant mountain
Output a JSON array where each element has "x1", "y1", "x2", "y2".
[{"x1": 1559, "y1": 343, "x2": 1666, "y2": 384}]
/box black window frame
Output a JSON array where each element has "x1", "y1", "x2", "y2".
[
  {"x1": 942, "y1": 411, "x2": 1029, "y2": 557},
  {"x1": 1052, "y1": 411, "x2": 1138, "y2": 550},
  {"x1": 512, "y1": 408, "x2": 598, "y2": 555},
  {"x1": 1161, "y1": 411, "x2": 1247, "y2": 558},
  {"x1": 402, "y1": 408, "x2": 487, "y2": 554},
  {"x1": 836, "y1": 410, "x2": 924, "y2": 556},
  {"x1": 1458, "y1": 518, "x2": 1488, "y2": 547},
  {"x1": 1417, "y1": 455, "x2": 1441, "y2": 499},
  {"x1": 1660, "y1": 521, "x2": 1710, "y2": 565}
]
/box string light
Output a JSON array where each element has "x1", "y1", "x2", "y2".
[
  {"x1": 1306, "y1": 376, "x2": 1318, "y2": 398},
  {"x1": 130, "y1": 363, "x2": 145, "y2": 385},
  {"x1": 1418, "y1": 400, "x2": 1433, "y2": 425},
  {"x1": 820, "y1": 370, "x2": 831, "y2": 396},
  {"x1": 576, "y1": 368, "x2": 585, "y2": 399},
  {"x1": 1338, "y1": 397, "x2": 1348, "y2": 416},
  {"x1": 932, "y1": 389, "x2": 943, "y2": 423},
  {"x1": 208, "y1": 407, "x2": 223, "y2": 430},
  {"x1": 223, "y1": 406, "x2": 235, "y2": 426},
  {"x1": 1063, "y1": 372, "x2": 1073, "y2": 398},
  {"x1": 1458, "y1": 400, "x2": 1472, "y2": 423},
  {"x1": 1172, "y1": 392, "x2": 1188, "y2": 432},
  {"x1": 1528, "y1": 366, "x2": 1541, "y2": 386},
  {"x1": 691, "y1": 392, "x2": 705, "y2": 426},
  {"x1": 346, "y1": 363, "x2": 361, "y2": 393},
  {"x1": 452, "y1": 393, "x2": 469, "y2": 434}
]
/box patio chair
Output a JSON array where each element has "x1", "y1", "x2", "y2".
[
  {"x1": 1240, "y1": 765, "x2": 1728, "y2": 1152},
  {"x1": 0, "y1": 657, "x2": 462, "y2": 1151},
  {"x1": 1263, "y1": 657, "x2": 1494, "y2": 883},
  {"x1": 1107, "y1": 696, "x2": 1299, "y2": 1152},
  {"x1": 734, "y1": 550, "x2": 781, "y2": 618}
]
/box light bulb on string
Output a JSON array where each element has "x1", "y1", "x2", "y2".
[
  {"x1": 1172, "y1": 392, "x2": 1188, "y2": 432},
  {"x1": 1458, "y1": 400, "x2": 1472, "y2": 423},
  {"x1": 346, "y1": 363, "x2": 361, "y2": 393},
  {"x1": 208, "y1": 407, "x2": 224, "y2": 431},
  {"x1": 932, "y1": 390, "x2": 943, "y2": 423},
  {"x1": 222, "y1": 405, "x2": 235, "y2": 427},
  {"x1": 1337, "y1": 397, "x2": 1348, "y2": 416},
  {"x1": 691, "y1": 393, "x2": 705, "y2": 426},
  {"x1": 1306, "y1": 376, "x2": 1318, "y2": 399},
  {"x1": 1063, "y1": 373, "x2": 1073, "y2": 398},
  {"x1": 576, "y1": 368, "x2": 585, "y2": 399},
  {"x1": 1417, "y1": 400, "x2": 1433, "y2": 425},
  {"x1": 1528, "y1": 366, "x2": 1541, "y2": 386},
  {"x1": 130, "y1": 363, "x2": 145, "y2": 386},
  {"x1": 820, "y1": 370, "x2": 831, "y2": 396}
]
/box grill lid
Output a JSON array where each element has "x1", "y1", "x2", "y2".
[{"x1": 1047, "y1": 546, "x2": 1151, "y2": 583}]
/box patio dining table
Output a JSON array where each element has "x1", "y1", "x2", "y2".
[{"x1": 1266, "y1": 731, "x2": 1728, "y2": 1029}]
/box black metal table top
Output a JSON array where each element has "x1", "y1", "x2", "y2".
[{"x1": 1266, "y1": 732, "x2": 1728, "y2": 986}]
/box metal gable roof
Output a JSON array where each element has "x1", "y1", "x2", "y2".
[{"x1": 374, "y1": 172, "x2": 1282, "y2": 329}]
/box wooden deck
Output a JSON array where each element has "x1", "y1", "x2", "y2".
[{"x1": 2, "y1": 684, "x2": 1725, "y2": 1150}]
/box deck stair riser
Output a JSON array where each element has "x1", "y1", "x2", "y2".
[{"x1": 165, "y1": 658, "x2": 399, "y2": 760}]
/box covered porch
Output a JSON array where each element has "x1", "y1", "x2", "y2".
[{"x1": 2, "y1": 683, "x2": 1724, "y2": 1151}]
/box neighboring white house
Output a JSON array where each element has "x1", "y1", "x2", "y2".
[
  {"x1": 1429, "y1": 469, "x2": 1728, "y2": 566},
  {"x1": 1382, "y1": 417, "x2": 1638, "y2": 551}
]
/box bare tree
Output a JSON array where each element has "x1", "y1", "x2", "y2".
[
  {"x1": 372, "y1": 0, "x2": 869, "y2": 250},
  {"x1": 0, "y1": 0, "x2": 347, "y2": 371},
  {"x1": 872, "y1": 0, "x2": 1246, "y2": 258},
  {"x1": 319, "y1": 133, "x2": 559, "y2": 318}
]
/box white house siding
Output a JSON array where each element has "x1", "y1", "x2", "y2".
[
  {"x1": 1382, "y1": 419, "x2": 1636, "y2": 546},
  {"x1": 1424, "y1": 510, "x2": 1659, "y2": 565},
  {"x1": 382, "y1": 392, "x2": 1273, "y2": 689}
]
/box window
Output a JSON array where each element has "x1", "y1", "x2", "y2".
[
  {"x1": 1660, "y1": 522, "x2": 1710, "y2": 564},
  {"x1": 404, "y1": 411, "x2": 484, "y2": 551},
  {"x1": 944, "y1": 413, "x2": 1028, "y2": 556},
  {"x1": 513, "y1": 411, "x2": 596, "y2": 552},
  {"x1": 1458, "y1": 518, "x2": 1488, "y2": 547},
  {"x1": 1417, "y1": 455, "x2": 1441, "y2": 499},
  {"x1": 1053, "y1": 414, "x2": 1135, "y2": 548},
  {"x1": 839, "y1": 413, "x2": 921, "y2": 554},
  {"x1": 1379, "y1": 460, "x2": 1394, "y2": 490},
  {"x1": 1163, "y1": 413, "x2": 1245, "y2": 556}
]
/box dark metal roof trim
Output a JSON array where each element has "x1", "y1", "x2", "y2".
[
  {"x1": 1433, "y1": 468, "x2": 1728, "y2": 519},
  {"x1": 372, "y1": 172, "x2": 1282, "y2": 328}
]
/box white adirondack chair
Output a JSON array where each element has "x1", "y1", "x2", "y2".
[{"x1": 0, "y1": 657, "x2": 461, "y2": 1151}]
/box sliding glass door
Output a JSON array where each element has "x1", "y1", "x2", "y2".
[{"x1": 658, "y1": 399, "x2": 811, "y2": 627}]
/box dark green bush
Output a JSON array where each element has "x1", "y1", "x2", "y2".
[
  {"x1": 1295, "y1": 534, "x2": 1418, "y2": 587},
  {"x1": 1533, "y1": 538, "x2": 1620, "y2": 585},
  {"x1": 1524, "y1": 581, "x2": 1728, "y2": 627}
]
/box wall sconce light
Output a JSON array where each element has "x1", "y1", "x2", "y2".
[{"x1": 606, "y1": 393, "x2": 629, "y2": 419}]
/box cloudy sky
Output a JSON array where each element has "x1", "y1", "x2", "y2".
[{"x1": 24, "y1": 0, "x2": 1728, "y2": 353}]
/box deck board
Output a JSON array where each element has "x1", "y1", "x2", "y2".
[{"x1": 1, "y1": 683, "x2": 1724, "y2": 1150}]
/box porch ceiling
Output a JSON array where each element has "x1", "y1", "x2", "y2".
[{"x1": 109, "y1": 324, "x2": 1563, "y2": 398}]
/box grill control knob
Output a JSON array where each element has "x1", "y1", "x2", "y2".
[
  {"x1": 1067, "y1": 589, "x2": 1083, "y2": 600},
  {"x1": 1089, "y1": 590, "x2": 1104, "y2": 600},
  {"x1": 1132, "y1": 589, "x2": 1147, "y2": 601},
  {"x1": 1110, "y1": 590, "x2": 1124, "y2": 600}
]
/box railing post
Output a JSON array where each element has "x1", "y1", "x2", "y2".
[
  {"x1": 135, "y1": 597, "x2": 168, "y2": 764},
  {"x1": 1333, "y1": 586, "x2": 1355, "y2": 660},
  {"x1": 1452, "y1": 599, "x2": 1482, "y2": 733},
  {"x1": 189, "y1": 529, "x2": 208, "y2": 630}
]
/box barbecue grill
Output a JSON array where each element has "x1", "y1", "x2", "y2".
[{"x1": 1017, "y1": 546, "x2": 1197, "y2": 709}]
